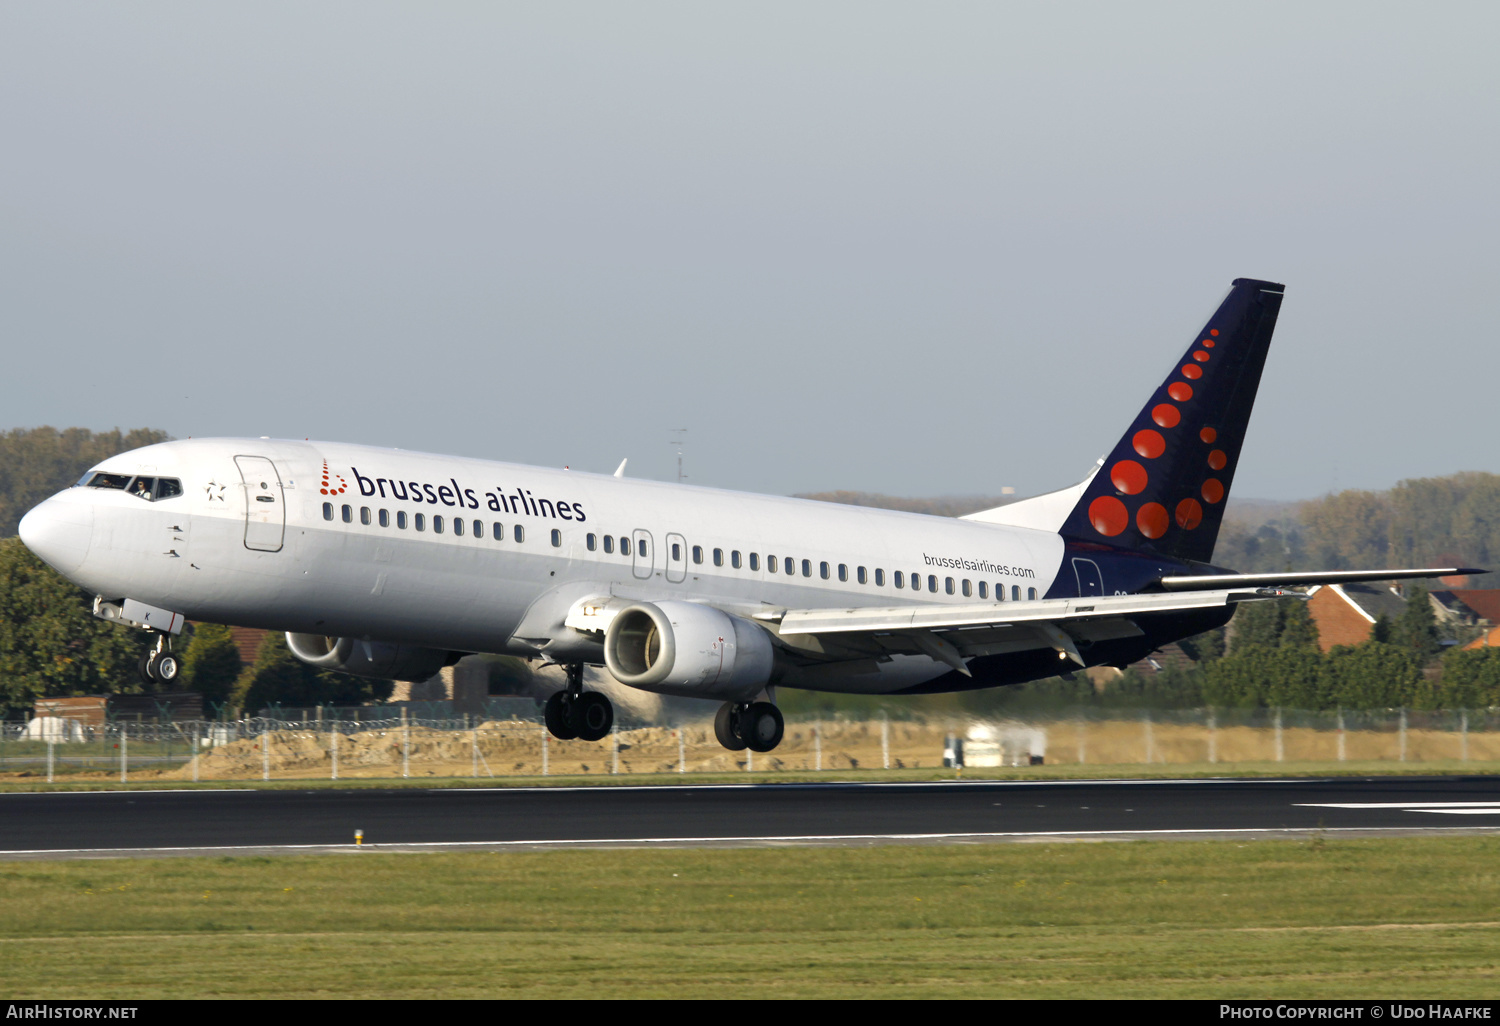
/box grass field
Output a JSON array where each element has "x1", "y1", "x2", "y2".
[
  {"x1": 2, "y1": 837, "x2": 1499, "y2": 998},
  {"x1": 2, "y1": 760, "x2": 1499, "y2": 792}
]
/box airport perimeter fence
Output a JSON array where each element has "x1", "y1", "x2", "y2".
[{"x1": 6, "y1": 706, "x2": 1500, "y2": 782}]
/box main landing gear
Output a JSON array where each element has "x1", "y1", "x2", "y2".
[
  {"x1": 137, "y1": 633, "x2": 179, "y2": 685},
  {"x1": 543, "y1": 663, "x2": 614, "y2": 743},
  {"x1": 715, "y1": 700, "x2": 784, "y2": 753}
]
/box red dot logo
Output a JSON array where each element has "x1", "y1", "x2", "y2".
[
  {"x1": 1152, "y1": 403, "x2": 1181, "y2": 428},
  {"x1": 1200, "y1": 427, "x2": 1217, "y2": 443},
  {"x1": 1136, "y1": 502, "x2": 1169, "y2": 539},
  {"x1": 1193, "y1": 350, "x2": 1211, "y2": 362},
  {"x1": 1208, "y1": 329, "x2": 1219, "y2": 337},
  {"x1": 1168, "y1": 382, "x2": 1193, "y2": 402},
  {"x1": 1089, "y1": 496, "x2": 1129, "y2": 537},
  {"x1": 1176, "y1": 498, "x2": 1203, "y2": 530},
  {"x1": 1181, "y1": 364, "x2": 1202, "y2": 380},
  {"x1": 1208, "y1": 449, "x2": 1227, "y2": 471},
  {"x1": 1202, "y1": 339, "x2": 1215, "y2": 347},
  {"x1": 1202, "y1": 479, "x2": 1225, "y2": 504},
  {"x1": 1110, "y1": 460, "x2": 1148, "y2": 495},
  {"x1": 1133, "y1": 429, "x2": 1166, "y2": 459}
]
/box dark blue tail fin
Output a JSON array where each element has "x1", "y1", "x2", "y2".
[{"x1": 1056, "y1": 277, "x2": 1285, "y2": 564}]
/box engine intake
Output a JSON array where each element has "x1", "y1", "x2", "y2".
[
  {"x1": 285, "y1": 633, "x2": 449, "y2": 681},
  {"x1": 603, "y1": 601, "x2": 775, "y2": 700}
]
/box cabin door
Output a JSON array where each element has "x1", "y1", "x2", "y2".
[
  {"x1": 235, "y1": 455, "x2": 285, "y2": 552},
  {"x1": 1072, "y1": 558, "x2": 1104, "y2": 597},
  {"x1": 632, "y1": 529, "x2": 654, "y2": 580}
]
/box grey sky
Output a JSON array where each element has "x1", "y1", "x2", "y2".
[{"x1": 2, "y1": 2, "x2": 1495, "y2": 501}]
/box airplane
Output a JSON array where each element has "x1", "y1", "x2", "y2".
[{"x1": 18, "y1": 277, "x2": 1483, "y2": 753}]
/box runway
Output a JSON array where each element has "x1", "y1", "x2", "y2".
[{"x1": 3, "y1": 776, "x2": 1499, "y2": 860}]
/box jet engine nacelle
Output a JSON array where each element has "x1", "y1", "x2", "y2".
[
  {"x1": 285, "y1": 633, "x2": 450, "y2": 681},
  {"x1": 603, "y1": 601, "x2": 775, "y2": 700}
]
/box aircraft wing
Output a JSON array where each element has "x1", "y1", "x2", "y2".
[
  {"x1": 755, "y1": 587, "x2": 1281, "y2": 674},
  {"x1": 1158, "y1": 567, "x2": 1486, "y2": 591}
]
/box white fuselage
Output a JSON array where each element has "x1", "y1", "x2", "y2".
[{"x1": 24, "y1": 438, "x2": 1067, "y2": 694}]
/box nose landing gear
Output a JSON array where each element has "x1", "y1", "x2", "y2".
[
  {"x1": 543, "y1": 664, "x2": 614, "y2": 743},
  {"x1": 137, "y1": 634, "x2": 179, "y2": 685},
  {"x1": 715, "y1": 700, "x2": 783, "y2": 753}
]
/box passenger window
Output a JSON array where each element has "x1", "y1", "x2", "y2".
[
  {"x1": 587, "y1": 533, "x2": 597, "y2": 551},
  {"x1": 322, "y1": 502, "x2": 334, "y2": 521},
  {"x1": 453, "y1": 518, "x2": 464, "y2": 537},
  {"x1": 397, "y1": 511, "x2": 408, "y2": 530},
  {"x1": 692, "y1": 545, "x2": 703, "y2": 564},
  {"x1": 621, "y1": 537, "x2": 630, "y2": 556},
  {"x1": 928, "y1": 575, "x2": 938, "y2": 593},
  {"x1": 875, "y1": 569, "x2": 885, "y2": 587},
  {"x1": 838, "y1": 564, "x2": 848, "y2": 582},
  {"x1": 819, "y1": 561, "x2": 829, "y2": 580},
  {"x1": 962, "y1": 579, "x2": 971, "y2": 597},
  {"x1": 749, "y1": 553, "x2": 760, "y2": 571},
  {"x1": 155, "y1": 478, "x2": 183, "y2": 500},
  {"x1": 551, "y1": 528, "x2": 562, "y2": 547},
  {"x1": 473, "y1": 520, "x2": 483, "y2": 538},
  {"x1": 713, "y1": 548, "x2": 723, "y2": 567},
  {"x1": 857, "y1": 566, "x2": 866, "y2": 584},
  {"x1": 603, "y1": 535, "x2": 614, "y2": 554},
  {"x1": 1012, "y1": 585, "x2": 1020, "y2": 601},
  {"x1": 978, "y1": 581, "x2": 987, "y2": 599},
  {"x1": 788, "y1": 557, "x2": 798, "y2": 576},
  {"x1": 342, "y1": 505, "x2": 352, "y2": 524},
  {"x1": 894, "y1": 571, "x2": 905, "y2": 589},
  {"x1": 731, "y1": 550, "x2": 741, "y2": 569},
  {"x1": 434, "y1": 515, "x2": 445, "y2": 534},
  {"x1": 492, "y1": 522, "x2": 502, "y2": 540},
  {"x1": 1028, "y1": 587, "x2": 1038, "y2": 600},
  {"x1": 638, "y1": 540, "x2": 648, "y2": 558},
  {"x1": 361, "y1": 507, "x2": 372, "y2": 526},
  {"x1": 379, "y1": 509, "x2": 390, "y2": 528},
  {"x1": 515, "y1": 525, "x2": 525, "y2": 543},
  {"x1": 671, "y1": 542, "x2": 681, "y2": 561},
  {"x1": 415, "y1": 513, "x2": 426, "y2": 532},
  {"x1": 768, "y1": 555, "x2": 778, "y2": 574}
]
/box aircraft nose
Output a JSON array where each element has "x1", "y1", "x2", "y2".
[{"x1": 18, "y1": 497, "x2": 93, "y2": 577}]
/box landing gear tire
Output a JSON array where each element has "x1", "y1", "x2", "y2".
[
  {"x1": 544, "y1": 691, "x2": 578, "y2": 740},
  {"x1": 743, "y1": 702, "x2": 784, "y2": 753},
  {"x1": 155, "y1": 654, "x2": 179, "y2": 682},
  {"x1": 714, "y1": 702, "x2": 747, "y2": 752},
  {"x1": 575, "y1": 691, "x2": 614, "y2": 743}
]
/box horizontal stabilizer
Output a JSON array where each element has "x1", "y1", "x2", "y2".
[{"x1": 1158, "y1": 568, "x2": 1487, "y2": 592}]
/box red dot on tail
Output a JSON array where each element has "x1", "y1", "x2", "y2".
[
  {"x1": 1209, "y1": 329, "x2": 1219, "y2": 337},
  {"x1": 1137, "y1": 502, "x2": 1169, "y2": 539},
  {"x1": 1176, "y1": 499, "x2": 1203, "y2": 530},
  {"x1": 1152, "y1": 403, "x2": 1181, "y2": 428},
  {"x1": 1168, "y1": 382, "x2": 1193, "y2": 402},
  {"x1": 1089, "y1": 496, "x2": 1129, "y2": 537},
  {"x1": 1202, "y1": 478, "x2": 1225, "y2": 504},
  {"x1": 1133, "y1": 429, "x2": 1166, "y2": 459},
  {"x1": 1181, "y1": 364, "x2": 1202, "y2": 380},
  {"x1": 1208, "y1": 449, "x2": 1227, "y2": 471},
  {"x1": 1193, "y1": 350, "x2": 1211, "y2": 362},
  {"x1": 1110, "y1": 460, "x2": 1148, "y2": 495},
  {"x1": 1200, "y1": 427, "x2": 1217, "y2": 443}
]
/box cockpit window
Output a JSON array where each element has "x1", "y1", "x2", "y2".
[{"x1": 82, "y1": 473, "x2": 183, "y2": 501}]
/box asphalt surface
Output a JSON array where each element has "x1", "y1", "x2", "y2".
[{"x1": 2, "y1": 776, "x2": 1499, "y2": 859}]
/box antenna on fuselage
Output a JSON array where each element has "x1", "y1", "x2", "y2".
[
  {"x1": 613, "y1": 459, "x2": 628, "y2": 478},
  {"x1": 669, "y1": 428, "x2": 688, "y2": 483}
]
